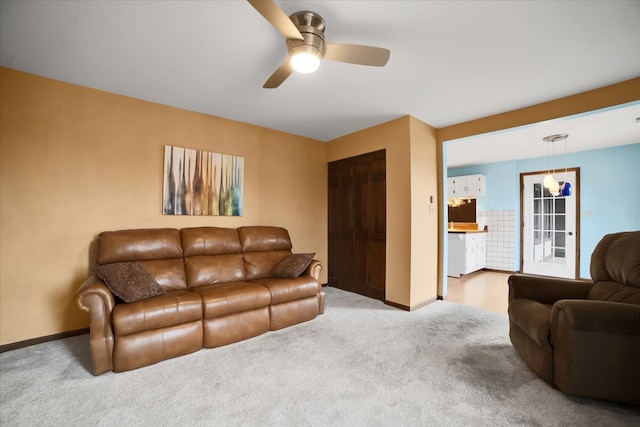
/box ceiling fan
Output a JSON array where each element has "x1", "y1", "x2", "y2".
[{"x1": 248, "y1": 0, "x2": 390, "y2": 88}]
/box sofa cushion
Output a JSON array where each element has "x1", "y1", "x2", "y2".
[
  {"x1": 112, "y1": 290, "x2": 202, "y2": 336},
  {"x1": 270, "y1": 253, "x2": 315, "y2": 279},
  {"x1": 94, "y1": 262, "x2": 165, "y2": 303},
  {"x1": 507, "y1": 299, "x2": 553, "y2": 351},
  {"x1": 181, "y1": 227, "x2": 246, "y2": 287},
  {"x1": 97, "y1": 228, "x2": 187, "y2": 290},
  {"x1": 98, "y1": 228, "x2": 183, "y2": 263},
  {"x1": 252, "y1": 276, "x2": 320, "y2": 305},
  {"x1": 242, "y1": 251, "x2": 289, "y2": 280},
  {"x1": 181, "y1": 227, "x2": 242, "y2": 257},
  {"x1": 238, "y1": 226, "x2": 295, "y2": 280},
  {"x1": 238, "y1": 226, "x2": 292, "y2": 252},
  {"x1": 193, "y1": 282, "x2": 272, "y2": 318},
  {"x1": 137, "y1": 258, "x2": 189, "y2": 291},
  {"x1": 185, "y1": 254, "x2": 246, "y2": 288}
]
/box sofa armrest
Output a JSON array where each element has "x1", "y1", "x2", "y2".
[
  {"x1": 74, "y1": 275, "x2": 116, "y2": 375},
  {"x1": 550, "y1": 300, "x2": 640, "y2": 403},
  {"x1": 508, "y1": 274, "x2": 593, "y2": 305},
  {"x1": 304, "y1": 260, "x2": 325, "y2": 314},
  {"x1": 304, "y1": 259, "x2": 323, "y2": 282}
]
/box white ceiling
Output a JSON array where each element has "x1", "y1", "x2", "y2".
[
  {"x1": 446, "y1": 101, "x2": 640, "y2": 168},
  {"x1": 1, "y1": 1, "x2": 639, "y2": 163}
]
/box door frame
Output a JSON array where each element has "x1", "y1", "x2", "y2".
[{"x1": 519, "y1": 167, "x2": 580, "y2": 279}]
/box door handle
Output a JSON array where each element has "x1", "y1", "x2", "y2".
[{"x1": 567, "y1": 231, "x2": 573, "y2": 236}]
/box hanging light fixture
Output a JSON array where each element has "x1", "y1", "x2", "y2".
[
  {"x1": 542, "y1": 174, "x2": 556, "y2": 188},
  {"x1": 560, "y1": 135, "x2": 573, "y2": 196},
  {"x1": 542, "y1": 134, "x2": 569, "y2": 196},
  {"x1": 542, "y1": 136, "x2": 556, "y2": 188},
  {"x1": 447, "y1": 198, "x2": 466, "y2": 208}
]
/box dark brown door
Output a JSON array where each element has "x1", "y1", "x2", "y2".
[{"x1": 328, "y1": 150, "x2": 386, "y2": 301}]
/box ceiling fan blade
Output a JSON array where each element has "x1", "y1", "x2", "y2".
[
  {"x1": 324, "y1": 43, "x2": 390, "y2": 67},
  {"x1": 263, "y1": 59, "x2": 293, "y2": 88},
  {"x1": 248, "y1": 0, "x2": 303, "y2": 40}
]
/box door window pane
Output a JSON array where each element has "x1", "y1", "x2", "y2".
[
  {"x1": 533, "y1": 183, "x2": 541, "y2": 198},
  {"x1": 534, "y1": 214, "x2": 542, "y2": 231},
  {"x1": 554, "y1": 232, "x2": 566, "y2": 250},
  {"x1": 534, "y1": 199, "x2": 541, "y2": 214}
]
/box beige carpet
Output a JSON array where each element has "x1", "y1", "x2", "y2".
[{"x1": 1, "y1": 286, "x2": 638, "y2": 426}]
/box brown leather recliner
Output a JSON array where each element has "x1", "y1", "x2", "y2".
[{"x1": 508, "y1": 231, "x2": 640, "y2": 404}]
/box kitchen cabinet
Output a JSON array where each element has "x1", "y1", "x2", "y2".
[
  {"x1": 448, "y1": 231, "x2": 486, "y2": 277},
  {"x1": 447, "y1": 174, "x2": 486, "y2": 199}
]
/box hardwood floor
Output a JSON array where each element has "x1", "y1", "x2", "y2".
[{"x1": 446, "y1": 270, "x2": 513, "y2": 315}]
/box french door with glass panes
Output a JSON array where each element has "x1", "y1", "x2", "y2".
[{"x1": 521, "y1": 169, "x2": 579, "y2": 279}]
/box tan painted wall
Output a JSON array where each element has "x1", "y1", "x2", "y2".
[
  {"x1": 326, "y1": 116, "x2": 439, "y2": 308},
  {"x1": 434, "y1": 77, "x2": 640, "y2": 296},
  {"x1": 0, "y1": 67, "x2": 328, "y2": 345},
  {"x1": 3, "y1": 66, "x2": 633, "y2": 343},
  {"x1": 408, "y1": 117, "x2": 439, "y2": 306},
  {"x1": 326, "y1": 117, "x2": 411, "y2": 305}
]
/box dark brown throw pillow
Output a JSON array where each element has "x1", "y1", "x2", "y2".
[
  {"x1": 270, "y1": 253, "x2": 315, "y2": 279},
  {"x1": 93, "y1": 262, "x2": 165, "y2": 303}
]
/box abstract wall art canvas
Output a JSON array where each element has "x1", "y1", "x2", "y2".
[{"x1": 163, "y1": 145, "x2": 243, "y2": 216}]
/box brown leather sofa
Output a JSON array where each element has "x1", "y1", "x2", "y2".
[
  {"x1": 75, "y1": 226, "x2": 325, "y2": 375},
  {"x1": 508, "y1": 231, "x2": 640, "y2": 404}
]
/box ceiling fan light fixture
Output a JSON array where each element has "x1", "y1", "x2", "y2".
[
  {"x1": 290, "y1": 45, "x2": 321, "y2": 74},
  {"x1": 249, "y1": 1, "x2": 389, "y2": 87}
]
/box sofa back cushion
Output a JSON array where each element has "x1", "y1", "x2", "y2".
[
  {"x1": 181, "y1": 227, "x2": 246, "y2": 288},
  {"x1": 588, "y1": 231, "x2": 640, "y2": 304},
  {"x1": 97, "y1": 228, "x2": 187, "y2": 291},
  {"x1": 238, "y1": 226, "x2": 292, "y2": 280}
]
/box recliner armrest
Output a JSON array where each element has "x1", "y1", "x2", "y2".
[
  {"x1": 549, "y1": 299, "x2": 640, "y2": 404},
  {"x1": 508, "y1": 274, "x2": 593, "y2": 305},
  {"x1": 75, "y1": 275, "x2": 116, "y2": 375},
  {"x1": 551, "y1": 299, "x2": 640, "y2": 334}
]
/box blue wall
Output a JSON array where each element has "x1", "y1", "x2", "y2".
[{"x1": 446, "y1": 143, "x2": 640, "y2": 280}]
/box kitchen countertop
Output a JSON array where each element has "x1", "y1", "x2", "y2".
[{"x1": 448, "y1": 228, "x2": 487, "y2": 233}]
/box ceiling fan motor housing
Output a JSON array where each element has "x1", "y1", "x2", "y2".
[{"x1": 286, "y1": 11, "x2": 326, "y2": 58}]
